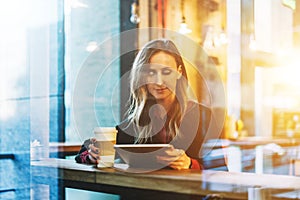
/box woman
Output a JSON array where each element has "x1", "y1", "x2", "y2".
[{"x1": 76, "y1": 39, "x2": 227, "y2": 170}]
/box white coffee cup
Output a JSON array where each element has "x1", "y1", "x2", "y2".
[{"x1": 93, "y1": 127, "x2": 117, "y2": 156}]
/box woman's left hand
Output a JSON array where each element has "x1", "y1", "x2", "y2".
[{"x1": 157, "y1": 147, "x2": 191, "y2": 170}]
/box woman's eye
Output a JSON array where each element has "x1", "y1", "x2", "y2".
[
  {"x1": 149, "y1": 70, "x2": 156, "y2": 76},
  {"x1": 162, "y1": 68, "x2": 172, "y2": 75},
  {"x1": 144, "y1": 69, "x2": 156, "y2": 76}
]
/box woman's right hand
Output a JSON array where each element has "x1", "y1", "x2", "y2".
[
  {"x1": 85, "y1": 138, "x2": 100, "y2": 164},
  {"x1": 75, "y1": 138, "x2": 101, "y2": 164},
  {"x1": 88, "y1": 144, "x2": 100, "y2": 164}
]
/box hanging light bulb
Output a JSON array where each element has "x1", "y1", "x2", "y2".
[
  {"x1": 130, "y1": 2, "x2": 140, "y2": 24},
  {"x1": 218, "y1": 28, "x2": 228, "y2": 45},
  {"x1": 179, "y1": 16, "x2": 192, "y2": 34},
  {"x1": 203, "y1": 26, "x2": 214, "y2": 50},
  {"x1": 178, "y1": 0, "x2": 192, "y2": 34}
]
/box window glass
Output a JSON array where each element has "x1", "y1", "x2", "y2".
[
  {"x1": 0, "y1": 0, "x2": 64, "y2": 198},
  {"x1": 64, "y1": 0, "x2": 121, "y2": 142}
]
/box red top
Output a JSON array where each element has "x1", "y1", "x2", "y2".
[{"x1": 190, "y1": 158, "x2": 203, "y2": 169}]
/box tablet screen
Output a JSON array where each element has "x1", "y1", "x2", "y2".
[{"x1": 114, "y1": 144, "x2": 173, "y2": 169}]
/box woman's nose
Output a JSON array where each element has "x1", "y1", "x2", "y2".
[{"x1": 154, "y1": 73, "x2": 163, "y2": 85}]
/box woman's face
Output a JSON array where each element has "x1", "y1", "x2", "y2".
[{"x1": 145, "y1": 51, "x2": 182, "y2": 103}]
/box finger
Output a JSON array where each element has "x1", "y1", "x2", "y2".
[
  {"x1": 168, "y1": 160, "x2": 184, "y2": 167},
  {"x1": 157, "y1": 151, "x2": 185, "y2": 162},
  {"x1": 156, "y1": 158, "x2": 172, "y2": 165},
  {"x1": 89, "y1": 144, "x2": 100, "y2": 154},
  {"x1": 157, "y1": 155, "x2": 178, "y2": 162},
  {"x1": 168, "y1": 164, "x2": 184, "y2": 170},
  {"x1": 88, "y1": 149, "x2": 100, "y2": 160},
  {"x1": 88, "y1": 154, "x2": 98, "y2": 164},
  {"x1": 169, "y1": 159, "x2": 190, "y2": 170},
  {"x1": 169, "y1": 156, "x2": 191, "y2": 170},
  {"x1": 160, "y1": 145, "x2": 174, "y2": 154},
  {"x1": 89, "y1": 151, "x2": 99, "y2": 159},
  {"x1": 165, "y1": 149, "x2": 184, "y2": 157},
  {"x1": 90, "y1": 137, "x2": 97, "y2": 143}
]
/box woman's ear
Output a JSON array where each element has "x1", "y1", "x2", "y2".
[{"x1": 177, "y1": 65, "x2": 183, "y2": 79}]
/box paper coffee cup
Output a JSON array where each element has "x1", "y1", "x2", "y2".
[{"x1": 93, "y1": 127, "x2": 117, "y2": 156}]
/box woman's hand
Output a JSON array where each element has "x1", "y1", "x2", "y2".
[
  {"x1": 86, "y1": 138, "x2": 100, "y2": 164},
  {"x1": 157, "y1": 146, "x2": 191, "y2": 170}
]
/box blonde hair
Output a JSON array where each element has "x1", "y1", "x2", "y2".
[{"x1": 126, "y1": 39, "x2": 188, "y2": 143}]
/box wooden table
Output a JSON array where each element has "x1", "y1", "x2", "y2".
[
  {"x1": 49, "y1": 142, "x2": 81, "y2": 157},
  {"x1": 220, "y1": 137, "x2": 300, "y2": 173},
  {"x1": 31, "y1": 158, "x2": 300, "y2": 200}
]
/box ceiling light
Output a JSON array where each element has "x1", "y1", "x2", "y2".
[{"x1": 178, "y1": 0, "x2": 191, "y2": 34}]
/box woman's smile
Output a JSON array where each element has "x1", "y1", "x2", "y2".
[{"x1": 154, "y1": 87, "x2": 168, "y2": 93}]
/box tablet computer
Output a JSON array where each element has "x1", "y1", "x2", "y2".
[
  {"x1": 114, "y1": 144, "x2": 172, "y2": 169},
  {"x1": 114, "y1": 144, "x2": 172, "y2": 153}
]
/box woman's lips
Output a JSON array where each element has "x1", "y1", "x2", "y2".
[{"x1": 155, "y1": 88, "x2": 167, "y2": 93}]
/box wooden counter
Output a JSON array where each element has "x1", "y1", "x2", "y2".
[
  {"x1": 31, "y1": 158, "x2": 300, "y2": 200},
  {"x1": 49, "y1": 142, "x2": 81, "y2": 157}
]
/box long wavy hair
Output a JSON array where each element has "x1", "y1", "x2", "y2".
[{"x1": 126, "y1": 39, "x2": 188, "y2": 143}]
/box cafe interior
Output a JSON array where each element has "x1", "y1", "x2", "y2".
[{"x1": 1, "y1": 0, "x2": 300, "y2": 199}]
